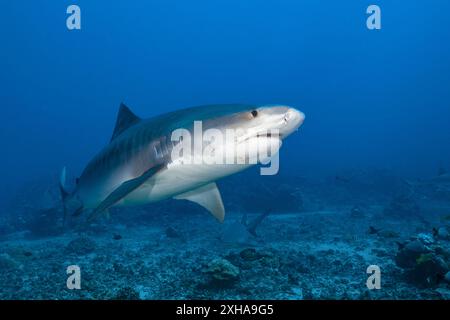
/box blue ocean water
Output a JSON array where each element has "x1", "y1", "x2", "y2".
[{"x1": 1, "y1": 1, "x2": 450, "y2": 299}]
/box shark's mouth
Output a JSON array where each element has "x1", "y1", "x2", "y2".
[
  {"x1": 237, "y1": 131, "x2": 282, "y2": 144},
  {"x1": 256, "y1": 132, "x2": 282, "y2": 139}
]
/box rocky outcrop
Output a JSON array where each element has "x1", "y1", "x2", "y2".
[
  {"x1": 66, "y1": 236, "x2": 97, "y2": 255},
  {"x1": 203, "y1": 258, "x2": 240, "y2": 285}
]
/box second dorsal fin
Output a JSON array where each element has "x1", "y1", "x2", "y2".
[{"x1": 110, "y1": 103, "x2": 141, "y2": 141}]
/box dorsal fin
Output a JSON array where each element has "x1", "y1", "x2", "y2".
[{"x1": 110, "y1": 103, "x2": 141, "y2": 141}]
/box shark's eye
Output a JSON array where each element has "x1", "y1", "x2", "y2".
[{"x1": 251, "y1": 110, "x2": 258, "y2": 118}]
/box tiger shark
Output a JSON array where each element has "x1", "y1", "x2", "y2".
[{"x1": 60, "y1": 103, "x2": 305, "y2": 223}]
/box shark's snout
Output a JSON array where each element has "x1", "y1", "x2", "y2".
[
  {"x1": 286, "y1": 108, "x2": 305, "y2": 127},
  {"x1": 276, "y1": 107, "x2": 305, "y2": 138},
  {"x1": 255, "y1": 105, "x2": 305, "y2": 138}
]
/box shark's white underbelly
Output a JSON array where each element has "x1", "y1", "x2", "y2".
[{"x1": 118, "y1": 162, "x2": 250, "y2": 206}]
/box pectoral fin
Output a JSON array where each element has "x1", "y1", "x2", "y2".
[
  {"x1": 174, "y1": 183, "x2": 225, "y2": 223},
  {"x1": 88, "y1": 164, "x2": 165, "y2": 222}
]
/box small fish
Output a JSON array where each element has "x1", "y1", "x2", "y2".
[
  {"x1": 23, "y1": 251, "x2": 33, "y2": 257},
  {"x1": 113, "y1": 234, "x2": 122, "y2": 240},
  {"x1": 368, "y1": 226, "x2": 380, "y2": 235}
]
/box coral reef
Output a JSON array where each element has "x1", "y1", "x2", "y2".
[
  {"x1": 0, "y1": 169, "x2": 449, "y2": 300},
  {"x1": 395, "y1": 235, "x2": 449, "y2": 288}
]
